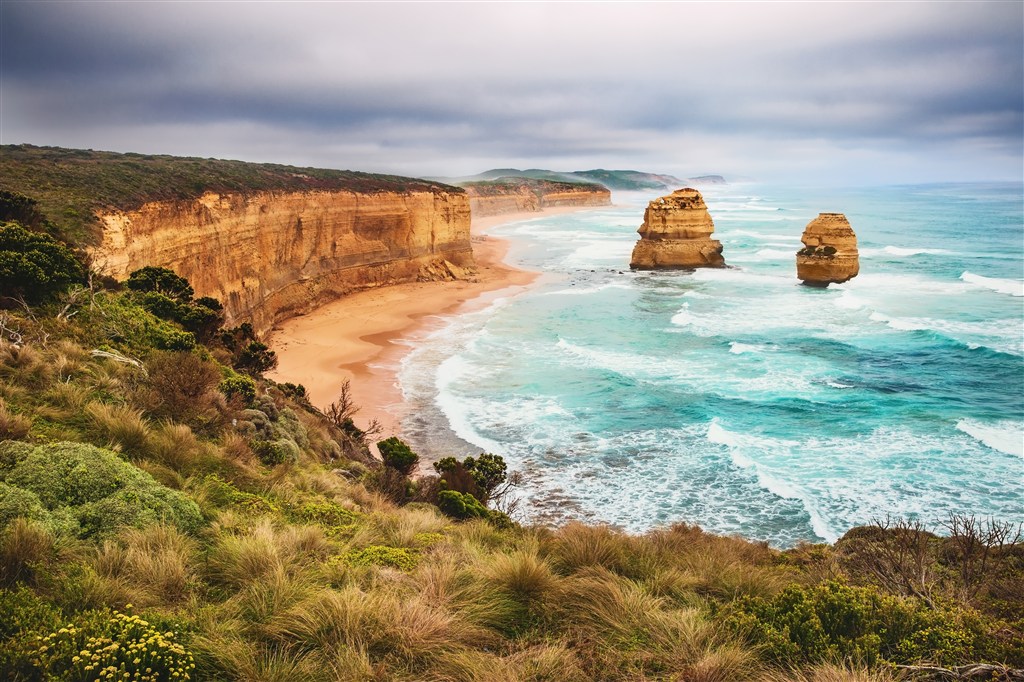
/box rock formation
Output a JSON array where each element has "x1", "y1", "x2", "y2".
[
  {"x1": 91, "y1": 189, "x2": 474, "y2": 336},
  {"x1": 463, "y1": 179, "x2": 610, "y2": 218},
  {"x1": 629, "y1": 188, "x2": 725, "y2": 269},
  {"x1": 795, "y1": 213, "x2": 860, "y2": 287}
]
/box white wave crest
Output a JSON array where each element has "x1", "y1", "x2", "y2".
[
  {"x1": 956, "y1": 419, "x2": 1024, "y2": 457},
  {"x1": 961, "y1": 271, "x2": 1024, "y2": 297},
  {"x1": 729, "y1": 342, "x2": 761, "y2": 354}
]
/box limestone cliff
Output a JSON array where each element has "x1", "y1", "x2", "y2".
[
  {"x1": 462, "y1": 178, "x2": 610, "y2": 217},
  {"x1": 795, "y1": 213, "x2": 859, "y2": 287},
  {"x1": 629, "y1": 188, "x2": 725, "y2": 269},
  {"x1": 92, "y1": 189, "x2": 474, "y2": 336}
]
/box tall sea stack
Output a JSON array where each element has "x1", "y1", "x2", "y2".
[
  {"x1": 629, "y1": 188, "x2": 725, "y2": 269},
  {"x1": 795, "y1": 213, "x2": 860, "y2": 287}
]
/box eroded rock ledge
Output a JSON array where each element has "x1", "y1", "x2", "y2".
[
  {"x1": 630, "y1": 188, "x2": 725, "y2": 269},
  {"x1": 92, "y1": 189, "x2": 474, "y2": 336},
  {"x1": 796, "y1": 213, "x2": 860, "y2": 287},
  {"x1": 462, "y1": 178, "x2": 611, "y2": 217}
]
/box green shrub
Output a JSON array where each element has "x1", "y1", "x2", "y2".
[
  {"x1": 31, "y1": 609, "x2": 195, "y2": 681},
  {"x1": 0, "y1": 221, "x2": 84, "y2": 304},
  {"x1": 434, "y1": 452, "x2": 508, "y2": 502},
  {"x1": 437, "y1": 490, "x2": 489, "y2": 520},
  {"x1": 219, "y1": 374, "x2": 256, "y2": 406},
  {"x1": 721, "y1": 580, "x2": 981, "y2": 666},
  {"x1": 0, "y1": 482, "x2": 49, "y2": 527},
  {"x1": 343, "y1": 545, "x2": 419, "y2": 572},
  {"x1": 377, "y1": 437, "x2": 418, "y2": 476},
  {"x1": 0, "y1": 442, "x2": 202, "y2": 538},
  {"x1": 295, "y1": 501, "x2": 358, "y2": 528},
  {"x1": 251, "y1": 439, "x2": 298, "y2": 467},
  {"x1": 197, "y1": 475, "x2": 278, "y2": 516},
  {"x1": 125, "y1": 266, "x2": 194, "y2": 300}
]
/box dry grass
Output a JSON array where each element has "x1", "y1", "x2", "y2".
[
  {"x1": 0, "y1": 397, "x2": 31, "y2": 440},
  {"x1": 85, "y1": 400, "x2": 152, "y2": 457},
  {"x1": 0, "y1": 343, "x2": 52, "y2": 388},
  {"x1": 546, "y1": 521, "x2": 641, "y2": 576},
  {"x1": 43, "y1": 381, "x2": 91, "y2": 413},
  {"x1": 350, "y1": 506, "x2": 449, "y2": 549},
  {"x1": 0, "y1": 518, "x2": 55, "y2": 586},
  {"x1": 206, "y1": 521, "x2": 331, "y2": 589},
  {"x1": 764, "y1": 663, "x2": 900, "y2": 682},
  {"x1": 149, "y1": 421, "x2": 205, "y2": 471},
  {"x1": 92, "y1": 524, "x2": 196, "y2": 605}
]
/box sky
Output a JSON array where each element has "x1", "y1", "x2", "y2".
[{"x1": 2, "y1": 1, "x2": 1022, "y2": 185}]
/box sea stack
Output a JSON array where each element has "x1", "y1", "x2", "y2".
[
  {"x1": 629, "y1": 188, "x2": 725, "y2": 269},
  {"x1": 795, "y1": 213, "x2": 860, "y2": 287}
]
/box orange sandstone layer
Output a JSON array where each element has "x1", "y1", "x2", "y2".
[
  {"x1": 796, "y1": 213, "x2": 860, "y2": 287},
  {"x1": 267, "y1": 206, "x2": 596, "y2": 438},
  {"x1": 630, "y1": 188, "x2": 725, "y2": 269},
  {"x1": 91, "y1": 189, "x2": 474, "y2": 337},
  {"x1": 464, "y1": 185, "x2": 610, "y2": 217}
]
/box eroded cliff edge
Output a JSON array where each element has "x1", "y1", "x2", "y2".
[
  {"x1": 92, "y1": 188, "x2": 474, "y2": 336},
  {"x1": 462, "y1": 178, "x2": 611, "y2": 217}
]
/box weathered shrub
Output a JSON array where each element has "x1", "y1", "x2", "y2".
[
  {"x1": 377, "y1": 436, "x2": 419, "y2": 476},
  {"x1": 142, "y1": 351, "x2": 221, "y2": 423},
  {"x1": 251, "y1": 438, "x2": 299, "y2": 467},
  {"x1": 437, "y1": 490, "x2": 489, "y2": 520}
]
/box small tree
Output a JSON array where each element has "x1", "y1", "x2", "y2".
[
  {"x1": 0, "y1": 221, "x2": 84, "y2": 305},
  {"x1": 125, "y1": 266, "x2": 194, "y2": 300},
  {"x1": 377, "y1": 437, "x2": 419, "y2": 476}
]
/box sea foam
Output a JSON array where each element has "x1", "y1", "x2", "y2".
[{"x1": 961, "y1": 271, "x2": 1024, "y2": 297}]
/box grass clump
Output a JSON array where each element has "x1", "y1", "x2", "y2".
[{"x1": 343, "y1": 544, "x2": 419, "y2": 572}]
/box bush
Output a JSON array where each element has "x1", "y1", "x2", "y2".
[
  {"x1": 142, "y1": 351, "x2": 221, "y2": 423},
  {"x1": 30, "y1": 609, "x2": 195, "y2": 681},
  {"x1": 377, "y1": 437, "x2": 419, "y2": 476},
  {"x1": 720, "y1": 580, "x2": 982, "y2": 666},
  {"x1": 434, "y1": 453, "x2": 508, "y2": 503},
  {"x1": 437, "y1": 490, "x2": 489, "y2": 520},
  {"x1": 0, "y1": 441, "x2": 202, "y2": 538},
  {"x1": 219, "y1": 374, "x2": 257, "y2": 406},
  {"x1": 343, "y1": 545, "x2": 419, "y2": 571},
  {"x1": 0, "y1": 221, "x2": 84, "y2": 304},
  {"x1": 251, "y1": 439, "x2": 299, "y2": 467},
  {"x1": 125, "y1": 266, "x2": 194, "y2": 300}
]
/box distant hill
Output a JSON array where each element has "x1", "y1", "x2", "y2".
[{"x1": 432, "y1": 168, "x2": 703, "y2": 192}]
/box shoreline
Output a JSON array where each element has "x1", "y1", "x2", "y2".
[{"x1": 266, "y1": 204, "x2": 598, "y2": 442}]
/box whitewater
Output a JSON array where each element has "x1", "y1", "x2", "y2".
[{"x1": 396, "y1": 182, "x2": 1024, "y2": 547}]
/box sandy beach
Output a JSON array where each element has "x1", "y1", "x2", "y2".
[{"x1": 267, "y1": 205, "x2": 595, "y2": 439}]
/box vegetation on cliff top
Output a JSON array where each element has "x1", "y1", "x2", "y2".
[
  {"x1": 461, "y1": 176, "x2": 608, "y2": 198},
  {"x1": 0, "y1": 240, "x2": 1021, "y2": 680},
  {"x1": 0, "y1": 145, "x2": 463, "y2": 245},
  {"x1": 450, "y1": 168, "x2": 684, "y2": 191}
]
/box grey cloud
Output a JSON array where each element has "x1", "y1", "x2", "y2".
[{"x1": 1, "y1": 1, "x2": 1021, "y2": 183}]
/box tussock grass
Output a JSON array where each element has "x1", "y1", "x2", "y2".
[
  {"x1": 0, "y1": 343, "x2": 52, "y2": 388},
  {"x1": 206, "y1": 521, "x2": 330, "y2": 589},
  {"x1": 149, "y1": 421, "x2": 205, "y2": 471},
  {"x1": 765, "y1": 663, "x2": 900, "y2": 682},
  {"x1": 84, "y1": 400, "x2": 152, "y2": 457},
  {"x1": 43, "y1": 381, "x2": 91, "y2": 413},
  {"x1": 92, "y1": 524, "x2": 196, "y2": 604},
  {"x1": 546, "y1": 521, "x2": 641, "y2": 576},
  {"x1": 0, "y1": 398, "x2": 31, "y2": 440},
  {"x1": 0, "y1": 518, "x2": 55, "y2": 586},
  {"x1": 351, "y1": 506, "x2": 449, "y2": 549}
]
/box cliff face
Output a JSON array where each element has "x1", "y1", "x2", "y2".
[
  {"x1": 92, "y1": 189, "x2": 474, "y2": 335},
  {"x1": 463, "y1": 182, "x2": 610, "y2": 217},
  {"x1": 629, "y1": 188, "x2": 725, "y2": 269},
  {"x1": 796, "y1": 213, "x2": 859, "y2": 287}
]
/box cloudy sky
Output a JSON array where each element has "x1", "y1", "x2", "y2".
[{"x1": 2, "y1": 2, "x2": 1022, "y2": 184}]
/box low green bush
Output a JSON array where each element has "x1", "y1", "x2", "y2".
[
  {"x1": 437, "y1": 490, "x2": 489, "y2": 520},
  {"x1": 343, "y1": 545, "x2": 418, "y2": 572},
  {"x1": 250, "y1": 439, "x2": 298, "y2": 467},
  {"x1": 218, "y1": 374, "x2": 256, "y2": 406},
  {"x1": 30, "y1": 609, "x2": 195, "y2": 681},
  {"x1": 0, "y1": 442, "x2": 202, "y2": 538},
  {"x1": 721, "y1": 580, "x2": 982, "y2": 666},
  {"x1": 377, "y1": 437, "x2": 418, "y2": 476}
]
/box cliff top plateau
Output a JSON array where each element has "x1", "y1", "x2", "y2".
[
  {"x1": 0, "y1": 144, "x2": 462, "y2": 245},
  {"x1": 433, "y1": 167, "x2": 696, "y2": 191}
]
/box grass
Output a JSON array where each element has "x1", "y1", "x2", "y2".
[{"x1": 0, "y1": 287, "x2": 1020, "y2": 681}]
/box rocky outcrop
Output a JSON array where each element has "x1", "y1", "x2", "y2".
[
  {"x1": 92, "y1": 189, "x2": 474, "y2": 336},
  {"x1": 629, "y1": 188, "x2": 725, "y2": 269},
  {"x1": 463, "y1": 179, "x2": 610, "y2": 218},
  {"x1": 795, "y1": 213, "x2": 859, "y2": 287}
]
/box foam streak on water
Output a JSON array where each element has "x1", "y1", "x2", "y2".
[{"x1": 398, "y1": 183, "x2": 1024, "y2": 546}]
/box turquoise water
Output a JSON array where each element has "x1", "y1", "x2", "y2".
[{"x1": 397, "y1": 183, "x2": 1024, "y2": 547}]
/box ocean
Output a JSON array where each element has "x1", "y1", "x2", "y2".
[{"x1": 395, "y1": 182, "x2": 1024, "y2": 547}]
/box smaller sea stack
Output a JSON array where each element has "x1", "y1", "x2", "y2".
[
  {"x1": 795, "y1": 213, "x2": 860, "y2": 287},
  {"x1": 629, "y1": 188, "x2": 725, "y2": 269}
]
